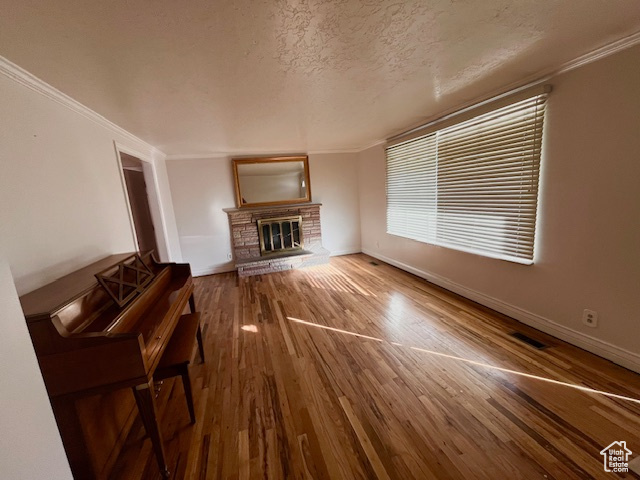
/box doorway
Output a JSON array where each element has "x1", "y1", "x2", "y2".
[{"x1": 119, "y1": 152, "x2": 159, "y2": 255}]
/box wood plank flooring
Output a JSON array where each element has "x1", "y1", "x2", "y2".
[{"x1": 110, "y1": 254, "x2": 640, "y2": 479}]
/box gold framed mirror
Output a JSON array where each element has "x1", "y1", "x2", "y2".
[{"x1": 232, "y1": 155, "x2": 311, "y2": 208}]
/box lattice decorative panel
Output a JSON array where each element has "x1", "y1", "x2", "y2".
[{"x1": 95, "y1": 254, "x2": 155, "y2": 307}]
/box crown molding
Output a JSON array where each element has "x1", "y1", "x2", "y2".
[
  {"x1": 308, "y1": 148, "x2": 362, "y2": 154},
  {"x1": 556, "y1": 29, "x2": 640, "y2": 75},
  {"x1": 166, "y1": 147, "x2": 367, "y2": 160},
  {"x1": 165, "y1": 153, "x2": 230, "y2": 161},
  {"x1": 353, "y1": 139, "x2": 386, "y2": 153},
  {"x1": 165, "y1": 140, "x2": 391, "y2": 160},
  {"x1": 166, "y1": 149, "x2": 308, "y2": 160},
  {"x1": 312, "y1": 139, "x2": 387, "y2": 154},
  {"x1": 0, "y1": 55, "x2": 164, "y2": 158}
]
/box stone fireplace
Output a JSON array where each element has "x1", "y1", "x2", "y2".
[{"x1": 224, "y1": 203, "x2": 329, "y2": 276}]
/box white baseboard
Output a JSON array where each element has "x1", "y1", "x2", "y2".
[
  {"x1": 192, "y1": 264, "x2": 236, "y2": 277},
  {"x1": 330, "y1": 248, "x2": 362, "y2": 257},
  {"x1": 362, "y1": 249, "x2": 640, "y2": 374}
]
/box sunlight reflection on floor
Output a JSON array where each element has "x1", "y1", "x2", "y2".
[
  {"x1": 301, "y1": 264, "x2": 375, "y2": 297},
  {"x1": 287, "y1": 316, "x2": 640, "y2": 405}
]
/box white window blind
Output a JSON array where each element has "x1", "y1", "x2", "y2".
[{"x1": 386, "y1": 88, "x2": 549, "y2": 264}]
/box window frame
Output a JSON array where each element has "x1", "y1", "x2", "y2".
[{"x1": 385, "y1": 84, "x2": 550, "y2": 265}]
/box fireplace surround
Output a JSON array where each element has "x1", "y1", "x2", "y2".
[{"x1": 224, "y1": 203, "x2": 329, "y2": 276}]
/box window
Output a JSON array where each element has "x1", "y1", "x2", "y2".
[{"x1": 386, "y1": 86, "x2": 549, "y2": 264}]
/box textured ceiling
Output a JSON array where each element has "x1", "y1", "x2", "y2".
[{"x1": 1, "y1": 1, "x2": 639, "y2": 156}]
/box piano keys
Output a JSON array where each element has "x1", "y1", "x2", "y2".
[{"x1": 19, "y1": 253, "x2": 196, "y2": 479}]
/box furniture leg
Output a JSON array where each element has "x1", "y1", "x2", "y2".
[
  {"x1": 188, "y1": 292, "x2": 196, "y2": 314},
  {"x1": 196, "y1": 321, "x2": 205, "y2": 363},
  {"x1": 180, "y1": 365, "x2": 197, "y2": 424},
  {"x1": 133, "y1": 381, "x2": 170, "y2": 478}
]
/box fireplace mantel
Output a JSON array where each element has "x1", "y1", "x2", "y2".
[
  {"x1": 222, "y1": 201, "x2": 322, "y2": 214},
  {"x1": 224, "y1": 203, "x2": 329, "y2": 276}
]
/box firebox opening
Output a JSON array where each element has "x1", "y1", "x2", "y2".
[{"x1": 257, "y1": 215, "x2": 303, "y2": 256}]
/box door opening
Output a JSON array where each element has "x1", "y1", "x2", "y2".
[{"x1": 120, "y1": 153, "x2": 159, "y2": 255}]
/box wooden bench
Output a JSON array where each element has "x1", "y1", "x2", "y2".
[{"x1": 153, "y1": 312, "x2": 204, "y2": 424}]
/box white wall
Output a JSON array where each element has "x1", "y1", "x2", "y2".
[
  {"x1": 0, "y1": 69, "x2": 180, "y2": 295},
  {"x1": 165, "y1": 156, "x2": 236, "y2": 276},
  {"x1": 358, "y1": 44, "x2": 640, "y2": 372},
  {"x1": 0, "y1": 261, "x2": 72, "y2": 479},
  {"x1": 166, "y1": 152, "x2": 361, "y2": 276},
  {"x1": 308, "y1": 153, "x2": 361, "y2": 256}
]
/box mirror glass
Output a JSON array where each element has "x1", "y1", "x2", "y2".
[{"x1": 233, "y1": 156, "x2": 311, "y2": 208}]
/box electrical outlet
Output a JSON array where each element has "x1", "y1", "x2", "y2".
[
  {"x1": 227, "y1": 253, "x2": 232, "y2": 260},
  {"x1": 582, "y1": 309, "x2": 598, "y2": 328}
]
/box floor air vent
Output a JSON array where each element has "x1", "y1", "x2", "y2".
[
  {"x1": 510, "y1": 332, "x2": 548, "y2": 349},
  {"x1": 369, "y1": 261, "x2": 379, "y2": 266}
]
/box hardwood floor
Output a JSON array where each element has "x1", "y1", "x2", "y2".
[{"x1": 111, "y1": 254, "x2": 640, "y2": 479}]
